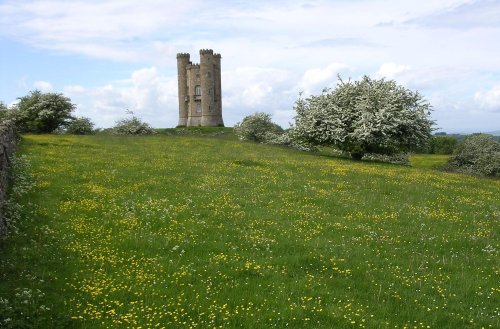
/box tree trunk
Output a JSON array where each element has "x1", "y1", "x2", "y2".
[{"x1": 351, "y1": 152, "x2": 364, "y2": 161}]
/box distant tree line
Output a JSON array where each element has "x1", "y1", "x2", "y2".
[{"x1": 419, "y1": 134, "x2": 500, "y2": 155}]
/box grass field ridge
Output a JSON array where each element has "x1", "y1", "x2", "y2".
[{"x1": 0, "y1": 134, "x2": 498, "y2": 328}]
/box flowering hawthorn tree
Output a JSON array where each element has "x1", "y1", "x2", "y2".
[
  {"x1": 234, "y1": 112, "x2": 284, "y2": 143},
  {"x1": 66, "y1": 117, "x2": 95, "y2": 135},
  {"x1": 293, "y1": 76, "x2": 434, "y2": 160},
  {"x1": 12, "y1": 90, "x2": 75, "y2": 133}
]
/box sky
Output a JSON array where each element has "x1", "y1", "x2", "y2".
[{"x1": 1, "y1": 0, "x2": 500, "y2": 133}]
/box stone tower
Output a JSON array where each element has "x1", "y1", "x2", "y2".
[{"x1": 176, "y1": 49, "x2": 224, "y2": 127}]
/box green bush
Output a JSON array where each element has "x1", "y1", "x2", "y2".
[
  {"x1": 363, "y1": 153, "x2": 410, "y2": 165},
  {"x1": 430, "y1": 136, "x2": 458, "y2": 154},
  {"x1": 10, "y1": 91, "x2": 75, "y2": 133},
  {"x1": 66, "y1": 117, "x2": 95, "y2": 135},
  {"x1": 446, "y1": 134, "x2": 500, "y2": 177},
  {"x1": 265, "y1": 129, "x2": 316, "y2": 152},
  {"x1": 234, "y1": 112, "x2": 284, "y2": 143},
  {"x1": 112, "y1": 116, "x2": 156, "y2": 135}
]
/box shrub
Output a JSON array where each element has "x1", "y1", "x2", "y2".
[
  {"x1": 0, "y1": 102, "x2": 8, "y2": 122},
  {"x1": 265, "y1": 129, "x2": 316, "y2": 152},
  {"x1": 446, "y1": 134, "x2": 500, "y2": 177},
  {"x1": 293, "y1": 76, "x2": 434, "y2": 160},
  {"x1": 66, "y1": 117, "x2": 95, "y2": 135},
  {"x1": 112, "y1": 116, "x2": 156, "y2": 135},
  {"x1": 430, "y1": 136, "x2": 458, "y2": 154},
  {"x1": 10, "y1": 90, "x2": 75, "y2": 133},
  {"x1": 234, "y1": 112, "x2": 284, "y2": 143},
  {"x1": 362, "y1": 153, "x2": 410, "y2": 165}
]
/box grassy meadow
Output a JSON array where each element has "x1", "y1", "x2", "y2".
[{"x1": 0, "y1": 134, "x2": 498, "y2": 328}]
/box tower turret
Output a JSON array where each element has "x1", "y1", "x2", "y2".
[
  {"x1": 213, "y1": 53, "x2": 223, "y2": 126},
  {"x1": 200, "y1": 49, "x2": 214, "y2": 126},
  {"x1": 176, "y1": 53, "x2": 190, "y2": 126}
]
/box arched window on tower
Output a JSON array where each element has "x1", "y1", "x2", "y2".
[{"x1": 194, "y1": 85, "x2": 201, "y2": 100}]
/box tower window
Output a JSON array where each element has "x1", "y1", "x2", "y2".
[
  {"x1": 195, "y1": 85, "x2": 201, "y2": 96},
  {"x1": 196, "y1": 102, "x2": 202, "y2": 113}
]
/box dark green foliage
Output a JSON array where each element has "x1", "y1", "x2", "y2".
[
  {"x1": 66, "y1": 117, "x2": 95, "y2": 135},
  {"x1": 0, "y1": 101, "x2": 8, "y2": 122},
  {"x1": 430, "y1": 136, "x2": 458, "y2": 154},
  {"x1": 234, "y1": 112, "x2": 284, "y2": 143},
  {"x1": 446, "y1": 134, "x2": 500, "y2": 177},
  {"x1": 10, "y1": 91, "x2": 75, "y2": 133}
]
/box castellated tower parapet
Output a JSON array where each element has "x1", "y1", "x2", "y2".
[{"x1": 176, "y1": 49, "x2": 224, "y2": 127}]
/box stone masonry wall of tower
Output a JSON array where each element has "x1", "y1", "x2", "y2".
[{"x1": 176, "y1": 49, "x2": 224, "y2": 127}]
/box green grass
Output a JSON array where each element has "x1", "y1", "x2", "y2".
[
  {"x1": 1, "y1": 134, "x2": 498, "y2": 328},
  {"x1": 156, "y1": 126, "x2": 235, "y2": 138},
  {"x1": 410, "y1": 154, "x2": 450, "y2": 170}
]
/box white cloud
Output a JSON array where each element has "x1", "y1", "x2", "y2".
[
  {"x1": 474, "y1": 85, "x2": 500, "y2": 112},
  {"x1": 375, "y1": 63, "x2": 411, "y2": 80},
  {"x1": 65, "y1": 67, "x2": 178, "y2": 127},
  {"x1": 404, "y1": 0, "x2": 500, "y2": 29},
  {"x1": 241, "y1": 85, "x2": 272, "y2": 107},
  {"x1": 63, "y1": 85, "x2": 86, "y2": 94},
  {"x1": 223, "y1": 67, "x2": 291, "y2": 108},
  {"x1": 0, "y1": 0, "x2": 483, "y2": 63},
  {"x1": 273, "y1": 109, "x2": 296, "y2": 127},
  {"x1": 0, "y1": 0, "x2": 196, "y2": 61},
  {"x1": 33, "y1": 80, "x2": 53, "y2": 92},
  {"x1": 373, "y1": 64, "x2": 476, "y2": 94},
  {"x1": 298, "y1": 63, "x2": 349, "y2": 95},
  {"x1": 221, "y1": 66, "x2": 296, "y2": 126}
]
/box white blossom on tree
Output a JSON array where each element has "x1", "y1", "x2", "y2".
[
  {"x1": 10, "y1": 90, "x2": 75, "y2": 133},
  {"x1": 293, "y1": 76, "x2": 434, "y2": 160}
]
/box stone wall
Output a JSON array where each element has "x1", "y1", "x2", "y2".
[{"x1": 0, "y1": 122, "x2": 16, "y2": 237}]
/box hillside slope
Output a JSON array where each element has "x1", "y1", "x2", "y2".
[{"x1": 1, "y1": 134, "x2": 498, "y2": 328}]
